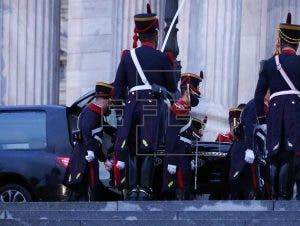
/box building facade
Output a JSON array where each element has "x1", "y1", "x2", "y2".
[
  {"x1": 1, "y1": 0, "x2": 300, "y2": 140},
  {"x1": 0, "y1": 0, "x2": 60, "y2": 105}
]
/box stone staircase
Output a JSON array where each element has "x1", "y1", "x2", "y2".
[{"x1": 0, "y1": 201, "x2": 300, "y2": 225}]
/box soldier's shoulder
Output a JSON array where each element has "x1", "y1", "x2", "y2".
[
  {"x1": 120, "y1": 49, "x2": 130, "y2": 59},
  {"x1": 154, "y1": 50, "x2": 175, "y2": 65}
]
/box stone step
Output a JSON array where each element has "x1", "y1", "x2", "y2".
[
  {"x1": 0, "y1": 201, "x2": 300, "y2": 226},
  {"x1": 1, "y1": 219, "x2": 300, "y2": 226},
  {"x1": 0, "y1": 200, "x2": 276, "y2": 211},
  {"x1": 1, "y1": 210, "x2": 300, "y2": 221}
]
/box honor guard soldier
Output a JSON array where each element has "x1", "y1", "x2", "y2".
[
  {"x1": 215, "y1": 104, "x2": 245, "y2": 143},
  {"x1": 113, "y1": 4, "x2": 177, "y2": 200},
  {"x1": 64, "y1": 82, "x2": 114, "y2": 201},
  {"x1": 162, "y1": 72, "x2": 203, "y2": 200},
  {"x1": 227, "y1": 107, "x2": 258, "y2": 199},
  {"x1": 254, "y1": 12, "x2": 300, "y2": 199}
]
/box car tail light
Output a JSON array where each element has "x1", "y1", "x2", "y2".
[{"x1": 56, "y1": 157, "x2": 70, "y2": 168}]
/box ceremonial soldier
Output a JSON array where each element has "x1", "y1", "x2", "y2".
[
  {"x1": 227, "y1": 106, "x2": 258, "y2": 199},
  {"x1": 64, "y1": 82, "x2": 114, "y2": 201},
  {"x1": 254, "y1": 13, "x2": 300, "y2": 199},
  {"x1": 216, "y1": 104, "x2": 246, "y2": 143},
  {"x1": 113, "y1": 5, "x2": 177, "y2": 200},
  {"x1": 162, "y1": 73, "x2": 203, "y2": 200}
]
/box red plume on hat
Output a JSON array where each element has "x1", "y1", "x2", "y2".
[
  {"x1": 132, "y1": 3, "x2": 152, "y2": 48},
  {"x1": 286, "y1": 12, "x2": 291, "y2": 24},
  {"x1": 132, "y1": 3, "x2": 159, "y2": 48}
]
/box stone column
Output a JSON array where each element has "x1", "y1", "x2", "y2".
[
  {"x1": 237, "y1": 0, "x2": 268, "y2": 104},
  {"x1": 164, "y1": 0, "x2": 181, "y2": 82},
  {"x1": 66, "y1": 0, "x2": 165, "y2": 106},
  {"x1": 237, "y1": 0, "x2": 300, "y2": 104},
  {"x1": 178, "y1": 0, "x2": 243, "y2": 140},
  {"x1": 0, "y1": 0, "x2": 4, "y2": 105},
  {"x1": 266, "y1": 0, "x2": 300, "y2": 55},
  {"x1": 66, "y1": 0, "x2": 114, "y2": 106},
  {"x1": 0, "y1": 0, "x2": 60, "y2": 105},
  {"x1": 112, "y1": 0, "x2": 165, "y2": 70}
]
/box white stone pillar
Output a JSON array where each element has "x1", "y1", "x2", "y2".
[
  {"x1": 0, "y1": 0, "x2": 4, "y2": 105},
  {"x1": 66, "y1": 0, "x2": 165, "y2": 106},
  {"x1": 112, "y1": 0, "x2": 165, "y2": 73},
  {"x1": 178, "y1": 0, "x2": 242, "y2": 140},
  {"x1": 66, "y1": 0, "x2": 114, "y2": 106},
  {"x1": 237, "y1": 0, "x2": 300, "y2": 105},
  {"x1": 237, "y1": 0, "x2": 268, "y2": 104},
  {"x1": 0, "y1": 0, "x2": 60, "y2": 105},
  {"x1": 266, "y1": 0, "x2": 300, "y2": 55}
]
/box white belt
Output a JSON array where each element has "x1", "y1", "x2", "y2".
[
  {"x1": 180, "y1": 117, "x2": 192, "y2": 133},
  {"x1": 270, "y1": 90, "x2": 300, "y2": 100},
  {"x1": 179, "y1": 136, "x2": 192, "y2": 144},
  {"x1": 92, "y1": 127, "x2": 103, "y2": 135},
  {"x1": 129, "y1": 84, "x2": 152, "y2": 93}
]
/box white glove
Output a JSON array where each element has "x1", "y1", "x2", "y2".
[
  {"x1": 104, "y1": 159, "x2": 113, "y2": 171},
  {"x1": 116, "y1": 161, "x2": 125, "y2": 170},
  {"x1": 167, "y1": 164, "x2": 177, "y2": 175},
  {"x1": 85, "y1": 150, "x2": 95, "y2": 162},
  {"x1": 244, "y1": 149, "x2": 255, "y2": 164},
  {"x1": 190, "y1": 160, "x2": 196, "y2": 170}
]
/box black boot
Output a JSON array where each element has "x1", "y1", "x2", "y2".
[
  {"x1": 138, "y1": 187, "x2": 152, "y2": 201},
  {"x1": 126, "y1": 187, "x2": 139, "y2": 201}
]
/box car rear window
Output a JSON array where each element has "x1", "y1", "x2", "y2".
[{"x1": 0, "y1": 111, "x2": 47, "y2": 150}]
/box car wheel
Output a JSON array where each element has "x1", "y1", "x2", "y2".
[{"x1": 0, "y1": 184, "x2": 32, "y2": 202}]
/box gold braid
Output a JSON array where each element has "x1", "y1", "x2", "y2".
[
  {"x1": 273, "y1": 27, "x2": 300, "y2": 55},
  {"x1": 273, "y1": 29, "x2": 281, "y2": 55}
]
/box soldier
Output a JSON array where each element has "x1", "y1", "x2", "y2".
[
  {"x1": 113, "y1": 5, "x2": 177, "y2": 200},
  {"x1": 64, "y1": 82, "x2": 114, "y2": 201},
  {"x1": 215, "y1": 104, "x2": 246, "y2": 143},
  {"x1": 227, "y1": 106, "x2": 258, "y2": 199},
  {"x1": 254, "y1": 12, "x2": 300, "y2": 199},
  {"x1": 162, "y1": 73, "x2": 203, "y2": 200}
]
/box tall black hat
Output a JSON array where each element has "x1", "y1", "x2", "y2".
[
  {"x1": 192, "y1": 116, "x2": 207, "y2": 138},
  {"x1": 278, "y1": 12, "x2": 300, "y2": 45},
  {"x1": 180, "y1": 71, "x2": 204, "y2": 97},
  {"x1": 228, "y1": 108, "x2": 242, "y2": 127},
  {"x1": 132, "y1": 3, "x2": 159, "y2": 48},
  {"x1": 95, "y1": 82, "x2": 113, "y2": 98}
]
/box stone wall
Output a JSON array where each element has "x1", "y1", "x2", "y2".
[
  {"x1": 65, "y1": 0, "x2": 165, "y2": 106},
  {"x1": 0, "y1": 0, "x2": 60, "y2": 105},
  {"x1": 0, "y1": 0, "x2": 4, "y2": 105},
  {"x1": 177, "y1": 0, "x2": 300, "y2": 140},
  {"x1": 177, "y1": 0, "x2": 243, "y2": 140}
]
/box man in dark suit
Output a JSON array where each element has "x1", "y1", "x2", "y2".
[{"x1": 254, "y1": 12, "x2": 300, "y2": 199}]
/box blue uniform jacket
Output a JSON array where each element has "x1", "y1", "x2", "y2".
[
  {"x1": 254, "y1": 52, "x2": 300, "y2": 153},
  {"x1": 113, "y1": 45, "x2": 177, "y2": 155},
  {"x1": 113, "y1": 45, "x2": 177, "y2": 100},
  {"x1": 241, "y1": 99, "x2": 257, "y2": 150}
]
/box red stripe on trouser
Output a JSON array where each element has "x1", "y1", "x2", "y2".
[
  {"x1": 88, "y1": 162, "x2": 95, "y2": 187},
  {"x1": 251, "y1": 164, "x2": 257, "y2": 190},
  {"x1": 113, "y1": 152, "x2": 120, "y2": 187},
  {"x1": 177, "y1": 167, "x2": 184, "y2": 189}
]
